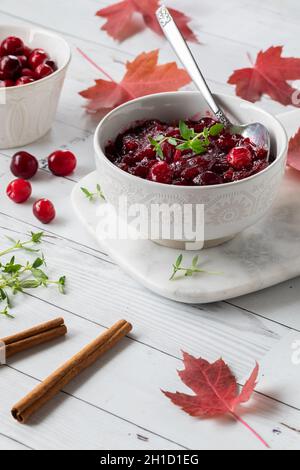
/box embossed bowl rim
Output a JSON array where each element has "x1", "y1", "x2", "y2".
[
  {"x1": 94, "y1": 91, "x2": 288, "y2": 190},
  {"x1": 0, "y1": 24, "x2": 71, "y2": 92}
]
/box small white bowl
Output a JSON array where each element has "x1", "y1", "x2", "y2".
[
  {"x1": 94, "y1": 92, "x2": 288, "y2": 249},
  {"x1": 0, "y1": 25, "x2": 71, "y2": 149}
]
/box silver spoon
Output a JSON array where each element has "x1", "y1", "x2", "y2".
[{"x1": 156, "y1": 6, "x2": 271, "y2": 160}]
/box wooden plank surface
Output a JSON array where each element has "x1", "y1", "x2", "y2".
[{"x1": 0, "y1": 0, "x2": 299, "y2": 450}]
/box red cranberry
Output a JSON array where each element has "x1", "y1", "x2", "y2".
[
  {"x1": 0, "y1": 55, "x2": 21, "y2": 79},
  {"x1": 0, "y1": 36, "x2": 24, "y2": 56},
  {"x1": 17, "y1": 55, "x2": 28, "y2": 67},
  {"x1": 161, "y1": 142, "x2": 175, "y2": 163},
  {"x1": 181, "y1": 166, "x2": 200, "y2": 182},
  {"x1": 137, "y1": 147, "x2": 156, "y2": 160},
  {"x1": 6, "y1": 179, "x2": 32, "y2": 203},
  {"x1": 23, "y1": 45, "x2": 32, "y2": 58},
  {"x1": 21, "y1": 68, "x2": 36, "y2": 79},
  {"x1": 217, "y1": 134, "x2": 236, "y2": 151},
  {"x1": 123, "y1": 139, "x2": 138, "y2": 152},
  {"x1": 196, "y1": 171, "x2": 223, "y2": 186},
  {"x1": 148, "y1": 161, "x2": 173, "y2": 184},
  {"x1": 173, "y1": 150, "x2": 182, "y2": 162},
  {"x1": 255, "y1": 148, "x2": 268, "y2": 161},
  {"x1": 0, "y1": 79, "x2": 14, "y2": 87},
  {"x1": 11, "y1": 151, "x2": 38, "y2": 179},
  {"x1": 227, "y1": 147, "x2": 253, "y2": 170},
  {"x1": 48, "y1": 150, "x2": 77, "y2": 176},
  {"x1": 15, "y1": 76, "x2": 35, "y2": 86},
  {"x1": 35, "y1": 62, "x2": 53, "y2": 79},
  {"x1": 28, "y1": 49, "x2": 49, "y2": 69},
  {"x1": 45, "y1": 59, "x2": 57, "y2": 71},
  {"x1": 223, "y1": 169, "x2": 234, "y2": 182},
  {"x1": 33, "y1": 199, "x2": 56, "y2": 224}
]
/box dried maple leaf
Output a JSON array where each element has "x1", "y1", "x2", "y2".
[
  {"x1": 163, "y1": 352, "x2": 269, "y2": 448},
  {"x1": 96, "y1": 0, "x2": 198, "y2": 43},
  {"x1": 228, "y1": 46, "x2": 300, "y2": 107},
  {"x1": 79, "y1": 49, "x2": 191, "y2": 114},
  {"x1": 288, "y1": 128, "x2": 300, "y2": 171}
]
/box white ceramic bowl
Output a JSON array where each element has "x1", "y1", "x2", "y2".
[
  {"x1": 0, "y1": 25, "x2": 71, "y2": 149},
  {"x1": 94, "y1": 92, "x2": 288, "y2": 249}
]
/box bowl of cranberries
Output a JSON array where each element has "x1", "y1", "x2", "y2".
[
  {"x1": 0, "y1": 25, "x2": 71, "y2": 149},
  {"x1": 94, "y1": 91, "x2": 288, "y2": 249}
]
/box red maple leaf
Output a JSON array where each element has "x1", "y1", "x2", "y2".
[
  {"x1": 96, "y1": 0, "x2": 198, "y2": 43},
  {"x1": 79, "y1": 49, "x2": 191, "y2": 114},
  {"x1": 288, "y1": 128, "x2": 300, "y2": 171},
  {"x1": 163, "y1": 352, "x2": 269, "y2": 448},
  {"x1": 228, "y1": 46, "x2": 300, "y2": 107}
]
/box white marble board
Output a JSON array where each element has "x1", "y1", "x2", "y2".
[{"x1": 72, "y1": 111, "x2": 300, "y2": 304}]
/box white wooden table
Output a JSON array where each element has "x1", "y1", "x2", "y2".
[{"x1": 0, "y1": 0, "x2": 300, "y2": 451}]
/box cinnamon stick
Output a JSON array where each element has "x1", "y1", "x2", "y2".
[
  {"x1": 0, "y1": 318, "x2": 67, "y2": 360},
  {"x1": 11, "y1": 319, "x2": 132, "y2": 423}
]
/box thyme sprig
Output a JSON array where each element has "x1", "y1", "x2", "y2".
[
  {"x1": 148, "y1": 121, "x2": 224, "y2": 160},
  {"x1": 81, "y1": 184, "x2": 105, "y2": 202},
  {"x1": 170, "y1": 254, "x2": 220, "y2": 281},
  {"x1": 0, "y1": 232, "x2": 66, "y2": 318}
]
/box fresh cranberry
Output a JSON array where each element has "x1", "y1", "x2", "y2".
[
  {"x1": 227, "y1": 147, "x2": 253, "y2": 170},
  {"x1": 44, "y1": 59, "x2": 57, "y2": 71},
  {"x1": 0, "y1": 79, "x2": 14, "y2": 87},
  {"x1": 6, "y1": 179, "x2": 32, "y2": 203},
  {"x1": 23, "y1": 45, "x2": 32, "y2": 58},
  {"x1": 17, "y1": 55, "x2": 28, "y2": 67},
  {"x1": 48, "y1": 150, "x2": 77, "y2": 176},
  {"x1": 0, "y1": 55, "x2": 21, "y2": 79},
  {"x1": 148, "y1": 161, "x2": 173, "y2": 184},
  {"x1": 28, "y1": 49, "x2": 49, "y2": 69},
  {"x1": 35, "y1": 62, "x2": 53, "y2": 79},
  {"x1": 21, "y1": 68, "x2": 36, "y2": 79},
  {"x1": 0, "y1": 36, "x2": 24, "y2": 56},
  {"x1": 11, "y1": 151, "x2": 38, "y2": 179},
  {"x1": 15, "y1": 76, "x2": 35, "y2": 86},
  {"x1": 33, "y1": 199, "x2": 56, "y2": 224}
]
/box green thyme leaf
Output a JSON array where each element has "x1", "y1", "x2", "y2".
[
  {"x1": 190, "y1": 140, "x2": 207, "y2": 155},
  {"x1": 81, "y1": 185, "x2": 105, "y2": 202},
  {"x1": 179, "y1": 120, "x2": 194, "y2": 140},
  {"x1": 168, "y1": 138, "x2": 178, "y2": 146},
  {"x1": 0, "y1": 232, "x2": 66, "y2": 317},
  {"x1": 209, "y1": 123, "x2": 224, "y2": 137},
  {"x1": 170, "y1": 254, "x2": 220, "y2": 281}
]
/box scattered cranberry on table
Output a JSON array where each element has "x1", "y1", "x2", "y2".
[
  {"x1": 0, "y1": 36, "x2": 57, "y2": 88},
  {"x1": 48, "y1": 150, "x2": 77, "y2": 176},
  {"x1": 6, "y1": 179, "x2": 32, "y2": 203},
  {"x1": 105, "y1": 118, "x2": 270, "y2": 186},
  {"x1": 33, "y1": 199, "x2": 56, "y2": 224},
  {"x1": 10, "y1": 151, "x2": 39, "y2": 179},
  {"x1": 7, "y1": 148, "x2": 76, "y2": 224}
]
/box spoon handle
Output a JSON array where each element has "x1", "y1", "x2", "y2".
[{"x1": 156, "y1": 6, "x2": 231, "y2": 127}]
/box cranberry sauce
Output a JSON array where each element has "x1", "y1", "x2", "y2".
[{"x1": 105, "y1": 118, "x2": 269, "y2": 186}]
